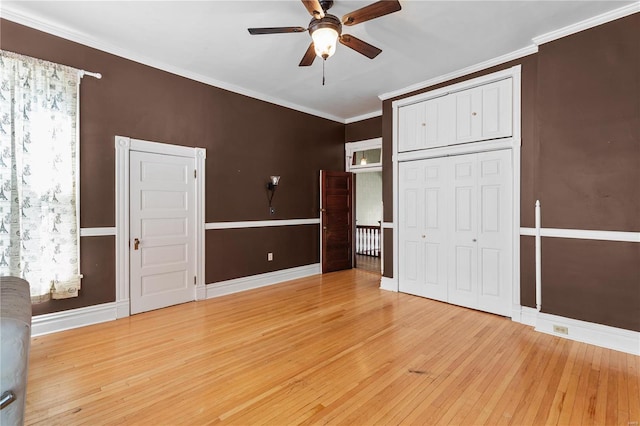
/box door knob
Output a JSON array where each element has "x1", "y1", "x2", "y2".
[
  {"x1": 134, "y1": 238, "x2": 140, "y2": 250},
  {"x1": 323, "y1": 227, "x2": 327, "y2": 230},
  {"x1": 421, "y1": 235, "x2": 426, "y2": 238},
  {"x1": 472, "y1": 238, "x2": 477, "y2": 242}
]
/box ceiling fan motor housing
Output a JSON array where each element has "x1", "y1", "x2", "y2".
[{"x1": 308, "y1": 14, "x2": 342, "y2": 37}]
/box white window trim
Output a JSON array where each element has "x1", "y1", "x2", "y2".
[
  {"x1": 345, "y1": 138, "x2": 382, "y2": 173},
  {"x1": 114, "y1": 136, "x2": 206, "y2": 318},
  {"x1": 390, "y1": 65, "x2": 522, "y2": 320}
]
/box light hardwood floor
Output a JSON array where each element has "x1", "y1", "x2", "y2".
[{"x1": 26, "y1": 269, "x2": 639, "y2": 425}]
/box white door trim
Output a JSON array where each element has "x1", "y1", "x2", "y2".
[
  {"x1": 391, "y1": 65, "x2": 522, "y2": 319},
  {"x1": 115, "y1": 136, "x2": 206, "y2": 318}
]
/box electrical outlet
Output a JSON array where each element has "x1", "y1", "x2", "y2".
[
  {"x1": 267, "y1": 252, "x2": 273, "y2": 261},
  {"x1": 553, "y1": 325, "x2": 568, "y2": 335}
]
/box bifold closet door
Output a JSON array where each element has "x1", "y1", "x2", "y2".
[
  {"x1": 448, "y1": 150, "x2": 512, "y2": 316},
  {"x1": 398, "y1": 149, "x2": 512, "y2": 317},
  {"x1": 398, "y1": 157, "x2": 448, "y2": 301}
]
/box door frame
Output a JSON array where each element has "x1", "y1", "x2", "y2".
[
  {"x1": 114, "y1": 136, "x2": 206, "y2": 318},
  {"x1": 390, "y1": 65, "x2": 522, "y2": 320},
  {"x1": 345, "y1": 138, "x2": 383, "y2": 274}
]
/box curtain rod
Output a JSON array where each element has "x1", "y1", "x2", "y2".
[{"x1": 78, "y1": 70, "x2": 102, "y2": 79}]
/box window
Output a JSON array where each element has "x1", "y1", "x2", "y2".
[
  {"x1": 345, "y1": 138, "x2": 382, "y2": 172},
  {"x1": 0, "y1": 50, "x2": 81, "y2": 302}
]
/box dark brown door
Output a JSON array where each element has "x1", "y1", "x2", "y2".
[{"x1": 321, "y1": 170, "x2": 355, "y2": 273}]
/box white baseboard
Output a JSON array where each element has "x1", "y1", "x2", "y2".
[
  {"x1": 535, "y1": 312, "x2": 639, "y2": 355},
  {"x1": 513, "y1": 308, "x2": 639, "y2": 355},
  {"x1": 205, "y1": 263, "x2": 321, "y2": 299},
  {"x1": 520, "y1": 306, "x2": 538, "y2": 327},
  {"x1": 196, "y1": 285, "x2": 206, "y2": 301},
  {"x1": 379, "y1": 276, "x2": 398, "y2": 292},
  {"x1": 116, "y1": 299, "x2": 130, "y2": 319},
  {"x1": 32, "y1": 302, "x2": 116, "y2": 337}
]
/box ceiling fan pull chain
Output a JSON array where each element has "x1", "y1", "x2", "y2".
[{"x1": 322, "y1": 58, "x2": 326, "y2": 86}]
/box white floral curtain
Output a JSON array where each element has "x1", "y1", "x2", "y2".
[{"x1": 0, "y1": 50, "x2": 81, "y2": 303}]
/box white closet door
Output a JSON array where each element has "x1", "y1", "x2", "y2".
[
  {"x1": 399, "y1": 158, "x2": 448, "y2": 301},
  {"x1": 424, "y1": 95, "x2": 453, "y2": 149},
  {"x1": 476, "y1": 150, "x2": 512, "y2": 316},
  {"x1": 448, "y1": 150, "x2": 512, "y2": 316},
  {"x1": 398, "y1": 102, "x2": 426, "y2": 152},
  {"x1": 453, "y1": 88, "x2": 482, "y2": 145},
  {"x1": 448, "y1": 153, "x2": 479, "y2": 309},
  {"x1": 481, "y1": 79, "x2": 512, "y2": 140},
  {"x1": 453, "y1": 79, "x2": 512, "y2": 145}
]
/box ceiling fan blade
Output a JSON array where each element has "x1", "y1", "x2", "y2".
[
  {"x1": 339, "y1": 34, "x2": 382, "y2": 59},
  {"x1": 299, "y1": 42, "x2": 316, "y2": 66},
  {"x1": 248, "y1": 27, "x2": 307, "y2": 35},
  {"x1": 342, "y1": 0, "x2": 401, "y2": 26},
  {"x1": 301, "y1": 0, "x2": 325, "y2": 19}
]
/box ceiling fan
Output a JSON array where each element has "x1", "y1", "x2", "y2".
[{"x1": 248, "y1": 0, "x2": 402, "y2": 67}]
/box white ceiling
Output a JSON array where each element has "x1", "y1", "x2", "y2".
[{"x1": 2, "y1": 1, "x2": 636, "y2": 122}]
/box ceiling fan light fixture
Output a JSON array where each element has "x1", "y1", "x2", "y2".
[{"x1": 311, "y1": 27, "x2": 339, "y2": 59}]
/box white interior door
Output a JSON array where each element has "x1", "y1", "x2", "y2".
[
  {"x1": 399, "y1": 157, "x2": 448, "y2": 301},
  {"x1": 130, "y1": 151, "x2": 195, "y2": 315}
]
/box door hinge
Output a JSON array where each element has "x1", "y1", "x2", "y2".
[
  {"x1": 194, "y1": 170, "x2": 197, "y2": 178},
  {"x1": 194, "y1": 276, "x2": 197, "y2": 285}
]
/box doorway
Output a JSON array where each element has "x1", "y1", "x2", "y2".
[{"x1": 346, "y1": 139, "x2": 382, "y2": 275}]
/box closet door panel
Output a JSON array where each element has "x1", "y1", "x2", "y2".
[
  {"x1": 476, "y1": 150, "x2": 512, "y2": 316},
  {"x1": 448, "y1": 154, "x2": 478, "y2": 309},
  {"x1": 424, "y1": 95, "x2": 453, "y2": 148},
  {"x1": 398, "y1": 102, "x2": 426, "y2": 152},
  {"x1": 481, "y1": 79, "x2": 512, "y2": 140},
  {"x1": 453, "y1": 89, "x2": 477, "y2": 144},
  {"x1": 399, "y1": 163, "x2": 424, "y2": 295},
  {"x1": 421, "y1": 162, "x2": 448, "y2": 301},
  {"x1": 399, "y1": 158, "x2": 447, "y2": 301}
]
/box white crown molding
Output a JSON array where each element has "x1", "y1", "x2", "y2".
[
  {"x1": 0, "y1": 7, "x2": 345, "y2": 124},
  {"x1": 79, "y1": 227, "x2": 116, "y2": 237},
  {"x1": 378, "y1": 45, "x2": 537, "y2": 101},
  {"x1": 206, "y1": 263, "x2": 320, "y2": 299},
  {"x1": 345, "y1": 110, "x2": 382, "y2": 124},
  {"x1": 32, "y1": 302, "x2": 116, "y2": 336},
  {"x1": 520, "y1": 227, "x2": 640, "y2": 243},
  {"x1": 205, "y1": 218, "x2": 320, "y2": 230},
  {"x1": 532, "y1": 2, "x2": 640, "y2": 46}
]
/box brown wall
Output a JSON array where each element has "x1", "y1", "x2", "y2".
[
  {"x1": 1, "y1": 19, "x2": 345, "y2": 313},
  {"x1": 536, "y1": 14, "x2": 639, "y2": 231},
  {"x1": 345, "y1": 116, "x2": 382, "y2": 142},
  {"x1": 381, "y1": 14, "x2": 640, "y2": 331}
]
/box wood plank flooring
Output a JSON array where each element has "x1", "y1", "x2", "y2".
[
  {"x1": 355, "y1": 254, "x2": 381, "y2": 274},
  {"x1": 25, "y1": 269, "x2": 639, "y2": 425}
]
